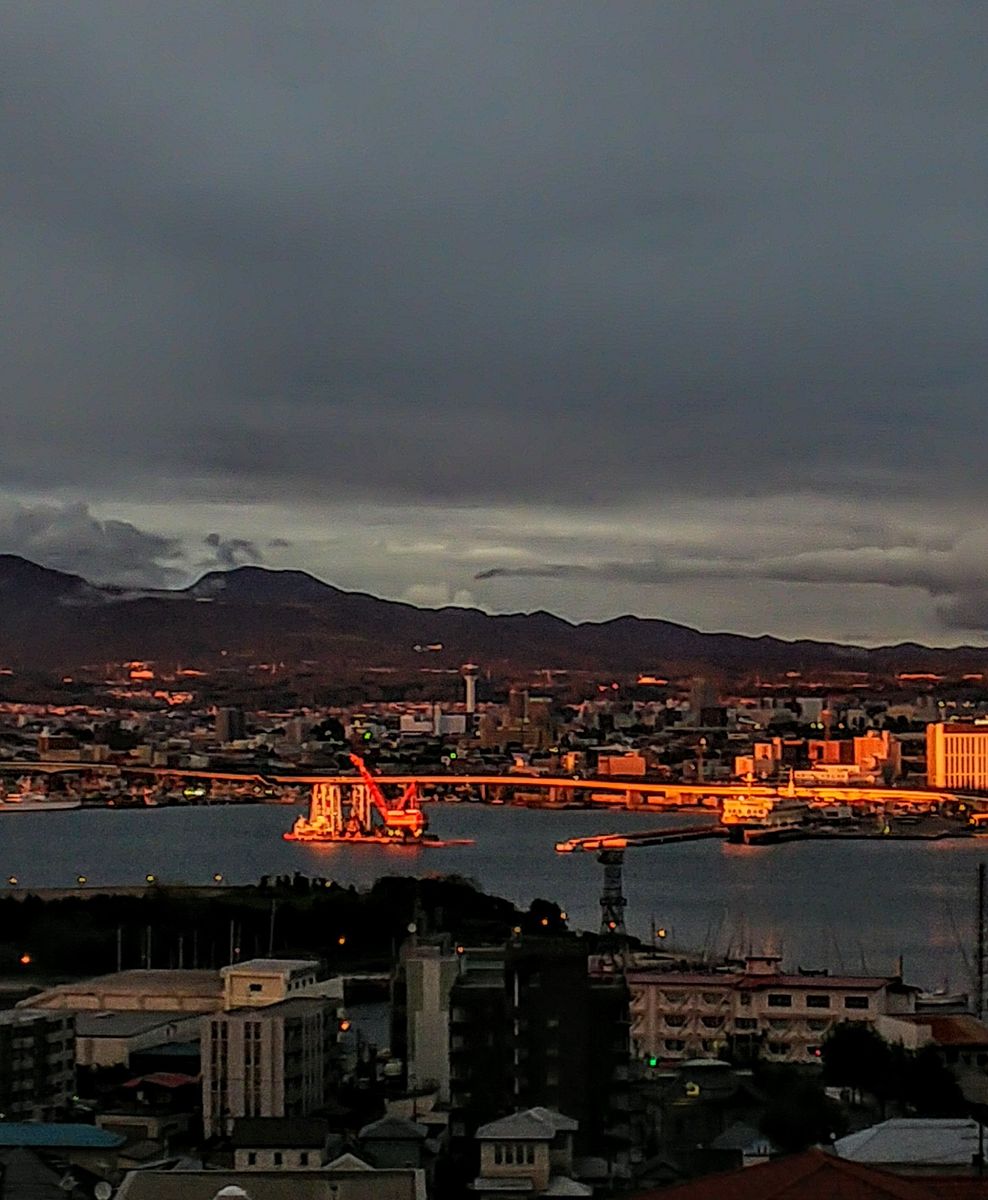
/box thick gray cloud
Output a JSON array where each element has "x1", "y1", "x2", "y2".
[
  {"x1": 1, "y1": 2, "x2": 986, "y2": 640},
  {"x1": 0, "y1": 501, "x2": 268, "y2": 587},
  {"x1": 0, "y1": 499, "x2": 185, "y2": 587}
]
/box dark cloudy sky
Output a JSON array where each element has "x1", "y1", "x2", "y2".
[{"x1": 2, "y1": 1, "x2": 986, "y2": 644}]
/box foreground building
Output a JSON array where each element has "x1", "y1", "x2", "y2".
[
  {"x1": 0, "y1": 1009, "x2": 75, "y2": 1120},
  {"x1": 446, "y1": 938, "x2": 630, "y2": 1145},
  {"x1": 628, "y1": 954, "x2": 917, "y2": 1065},
  {"x1": 202, "y1": 959, "x2": 343, "y2": 1138},
  {"x1": 114, "y1": 1165, "x2": 426, "y2": 1200},
  {"x1": 472, "y1": 1108, "x2": 589, "y2": 1198},
  {"x1": 633, "y1": 1146, "x2": 988, "y2": 1198}
]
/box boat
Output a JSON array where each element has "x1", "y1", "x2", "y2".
[
  {"x1": 282, "y1": 754, "x2": 472, "y2": 847},
  {"x1": 721, "y1": 795, "x2": 809, "y2": 844}
]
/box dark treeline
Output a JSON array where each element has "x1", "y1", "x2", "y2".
[{"x1": 0, "y1": 875, "x2": 572, "y2": 978}]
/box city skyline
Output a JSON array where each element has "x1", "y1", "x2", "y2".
[{"x1": 3, "y1": 2, "x2": 986, "y2": 645}]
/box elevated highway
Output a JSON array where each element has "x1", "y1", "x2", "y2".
[{"x1": 0, "y1": 760, "x2": 972, "y2": 809}]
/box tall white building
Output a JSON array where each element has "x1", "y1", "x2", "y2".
[
  {"x1": 202, "y1": 958, "x2": 343, "y2": 1138},
  {"x1": 403, "y1": 943, "x2": 460, "y2": 1102},
  {"x1": 926, "y1": 722, "x2": 988, "y2": 789},
  {"x1": 202, "y1": 996, "x2": 339, "y2": 1137}
]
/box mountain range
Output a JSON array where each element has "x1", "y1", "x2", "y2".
[{"x1": 0, "y1": 554, "x2": 984, "y2": 682}]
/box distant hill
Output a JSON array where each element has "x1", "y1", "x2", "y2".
[{"x1": 0, "y1": 554, "x2": 984, "y2": 681}]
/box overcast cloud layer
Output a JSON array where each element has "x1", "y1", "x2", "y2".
[{"x1": 2, "y1": 2, "x2": 986, "y2": 644}]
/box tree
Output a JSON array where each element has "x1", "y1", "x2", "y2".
[
  {"x1": 821, "y1": 1022, "x2": 894, "y2": 1105},
  {"x1": 901, "y1": 1046, "x2": 966, "y2": 1116},
  {"x1": 760, "y1": 1077, "x2": 848, "y2": 1151}
]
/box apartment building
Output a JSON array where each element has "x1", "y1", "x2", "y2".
[
  {"x1": 926, "y1": 722, "x2": 988, "y2": 789},
  {"x1": 201, "y1": 996, "x2": 339, "y2": 1138},
  {"x1": 447, "y1": 939, "x2": 630, "y2": 1145},
  {"x1": 0, "y1": 1009, "x2": 75, "y2": 1119},
  {"x1": 628, "y1": 955, "x2": 917, "y2": 1065}
]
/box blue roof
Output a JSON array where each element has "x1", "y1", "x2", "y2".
[{"x1": 0, "y1": 1123, "x2": 125, "y2": 1149}]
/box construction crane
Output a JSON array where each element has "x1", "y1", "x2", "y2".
[{"x1": 284, "y1": 754, "x2": 426, "y2": 844}]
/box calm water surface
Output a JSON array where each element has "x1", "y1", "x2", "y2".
[{"x1": 2, "y1": 803, "x2": 985, "y2": 991}]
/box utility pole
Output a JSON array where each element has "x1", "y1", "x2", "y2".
[
  {"x1": 267, "y1": 900, "x2": 277, "y2": 956},
  {"x1": 978, "y1": 863, "x2": 986, "y2": 1021}
]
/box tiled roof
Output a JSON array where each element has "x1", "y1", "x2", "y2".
[
  {"x1": 358, "y1": 1115, "x2": 429, "y2": 1141},
  {"x1": 526, "y1": 1107, "x2": 578, "y2": 1133},
  {"x1": 631, "y1": 1148, "x2": 987, "y2": 1199},
  {"x1": 477, "y1": 1112, "x2": 556, "y2": 1141},
  {"x1": 895, "y1": 1014, "x2": 988, "y2": 1047}
]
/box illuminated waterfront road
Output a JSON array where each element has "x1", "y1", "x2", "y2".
[{"x1": 0, "y1": 760, "x2": 975, "y2": 809}]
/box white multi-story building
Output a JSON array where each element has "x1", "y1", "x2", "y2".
[
  {"x1": 926, "y1": 722, "x2": 988, "y2": 789},
  {"x1": 202, "y1": 996, "x2": 339, "y2": 1138},
  {"x1": 202, "y1": 958, "x2": 344, "y2": 1138},
  {"x1": 221, "y1": 958, "x2": 324, "y2": 1009},
  {"x1": 627, "y1": 955, "x2": 917, "y2": 1065},
  {"x1": 403, "y1": 944, "x2": 461, "y2": 1102}
]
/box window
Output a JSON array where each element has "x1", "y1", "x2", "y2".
[
  {"x1": 844, "y1": 996, "x2": 869, "y2": 1010},
  {"x1": 665, "y1": 1038, "x2": 685, "y2": 1051},
  {"x1": 247, "y1": 1153, "x2": 256, "y2": 1166},
  {"x1": 739, "y1": 993, "x2": 751, "y2": 1007},
  {"x1": 494, "y1": 1145, "x2": 503, "y2": 1165},
  {"x1": 249, "y1": 983, "x2": 263, "y2": 993},
  {"x1": 735, "y1": 1018, "x2": 757, "y2": 1030},
  {"x1": 526, "y1": 1144, "x2": 535, "y2": 1164},
  {"x1": 806, "y1": 994, "x2": 830, "y2": 1008},
  {"x1": 299, "y1": 1152, "x2": 309, "y2": 1166},
  {"x1": 273, "y1": 1152, "x2": 282, "y2": 1166},
  {"x1": 767, "y1": 994, "x2": 792, "y2": 1008}
]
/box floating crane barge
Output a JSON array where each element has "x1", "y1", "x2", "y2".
[{"x1": 284, "y1": 754, "x2": 471, "y2": 847}]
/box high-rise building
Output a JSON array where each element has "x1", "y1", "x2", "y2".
[
  {"x1": 400, "y1": 943, "x2": 461, "y2": 1102},
  {"x1": 202, "y1": 959, "x2": 343, "y2": 1138},
  {"x1": 0, "y1": 1010, "x2": 75, "y2": 1119},
  {"x1": 927, "y1": 723, "x2": 988, "y2": 789},
  {"x1": 446, "y1": 939, "x2": 629, "y2": 1147},
  {"x1": 201, "y1": 997, "x2": 339, "y2": 1138},
  {"x1": 215, "y1": 706, "x2": 246, "y2": 744}
]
